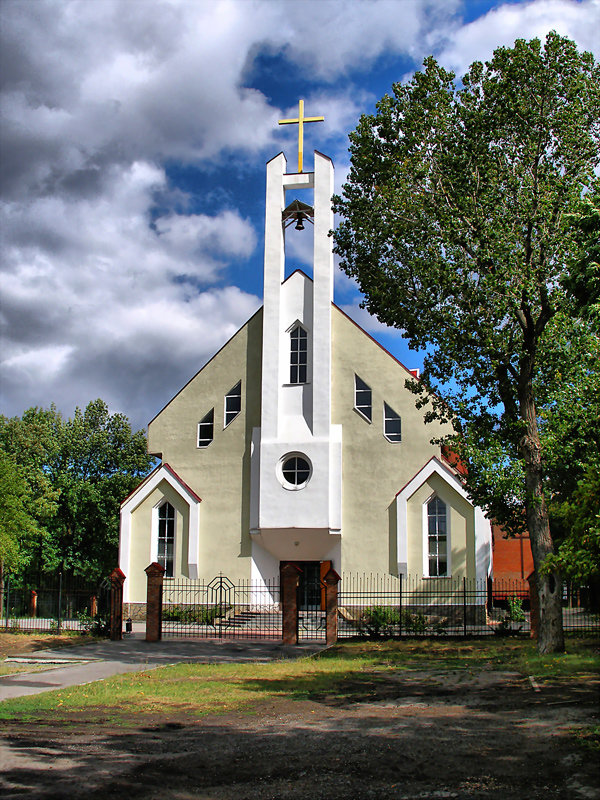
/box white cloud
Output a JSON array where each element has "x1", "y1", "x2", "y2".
[
  {"x1": 438, "y1": 0, "x2": 600, "y2": 76},
  {"x1": 0, "y1": 158, "x2": 259, "y2": 428},
  {"x1": 1, "y1": 0, "x2": 597, "y2": 430}
]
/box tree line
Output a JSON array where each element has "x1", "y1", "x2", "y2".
[{"x1": 0, "y1": 399, "x2": 154, "y2": 583}]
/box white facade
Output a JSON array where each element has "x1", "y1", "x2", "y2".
[{"x1": 250, "y1": 151, "x2": 342, "y2": 578}]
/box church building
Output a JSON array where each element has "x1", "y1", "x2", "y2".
[{"x1": 119, "y1": 117, "x2": 492, "y2": 611}]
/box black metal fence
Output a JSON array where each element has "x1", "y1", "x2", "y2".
[
  {"x1": 337, "y1": 574, "x2": 599, "y2": 638},
  {"x1": 161, "y1": 575, "x2": 282, "y2": 639},
  {"x1": 1, "y1": 573, "x2": 110, "y2": 634}
]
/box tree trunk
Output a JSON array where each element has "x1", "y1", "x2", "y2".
[{"x1": 520, "y1": 383, "x2": 564, "y2": 654}]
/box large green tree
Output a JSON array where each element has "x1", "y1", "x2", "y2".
[
  {"x1": 0, "y1": 400, "x2": 153, "y2": 580},
  {"x1": 333, "y1": 33, "x2": 600, "y2": 653}
]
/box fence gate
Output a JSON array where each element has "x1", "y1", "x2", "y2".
[
  {"x1": 297, "y1": 570, "x2": 327, "y2": 642},
  {"x1": 161, "y1": 575, "x2": 281, "y2": 639}
]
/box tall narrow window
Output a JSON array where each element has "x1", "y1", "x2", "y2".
[
  {"x1": 225, "y1": 381, "x2": 241, "y2": 427},
  {"x1": 354, "y1": 375, "x2": 372, "y2": 421},
  {"x1": 290, "y1": 325, "x2": 308, "y2": 384},
  {"x1": 158, "y1": 502, "x2": 175, "y2": 578},
  {"x1": 197, "y1": 408, "x2": 214, "y2": 448},
  {"x1": 427, "y1": 496, "x2": 448, "y2": 577},
  {"x1": 384, "y1": 403, "x2": 402, "y2": 442}
]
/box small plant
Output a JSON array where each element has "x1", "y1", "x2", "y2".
[
  {"x1": 76, "y1": 611, "x2": 110, "y2": 637},
  {"x1": 507, "y1": 596, "x2": 526, "y2": 622},
  {"x1": 401, "y1": 610, "x2": 429, "y2": 635},
  {"x1": 357, "y1": 606, "x2": 401, "y2": 637},
  {"x1": 430, "y1": 617, "x2": 449, "y2": 636},
  {"x1": 162, "y1": 604, "x2": 224, "y2": 625},
  {"x1": 356, "y1": 606, "x2": 436, "y2": 637},
  {"x1": 7, "y1": 612, "x2": 20, "y2": 633}
]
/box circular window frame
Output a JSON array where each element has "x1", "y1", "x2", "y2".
[{"x1": 277, "y1": 453, "x2": 312, "y2": 491}]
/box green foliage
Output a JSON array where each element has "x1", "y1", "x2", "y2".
[
  {"x1": 537, "y1": 307, "x2": 600, "y2": 578},
  {"x1": 0, "y1": 400, "x2": 154, "y2": 580},
  {"x1": 357, "y1": 605, "x2": 400, "y2": 637},
  {"x1": 76, "y1": 611, "x2": 110, "y2": 637},
  {"x1": 0, "y1": 448, "x2": 53, "y2": 572},
  {"x1": 507, "y1": 596, "x2": 526, "y2": 622},
  {"x1": 333, "y1": 33, "x2": 600, "y2": 649},
  {"x1": 162, "y1": 604, "x2": 224, "y2": 625},
  {"x1": 357, "y1": 605, "x2": 432, "y2": 637},
  {"x1": 543, "y1": 462, "x2": 600, "y2": 582}
]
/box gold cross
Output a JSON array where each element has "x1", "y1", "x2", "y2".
[{"x1": 279, "y1": 99, "x2": 324, "y2": 173}]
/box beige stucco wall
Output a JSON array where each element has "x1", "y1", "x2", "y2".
[
  {"x1": 127, "y1": 301, "x2": 479, "y2": 591},
  {"x1": 331, "y1": 307, "x2": 450, "y2": 576},
  {"x1": 406, "y1": 473, "x2": 476, "y2": 582},
  {"x1": 127, "y1": 481, "x2": 189, "y2": 601},
  {"x1": 141, "y1": 309, "x2": 263, "y2": 583}
]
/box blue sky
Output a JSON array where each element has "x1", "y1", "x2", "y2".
[{"x1": 1, "y1": 0, "x2": 599, "y2": 431}]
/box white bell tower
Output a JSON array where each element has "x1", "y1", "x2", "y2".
[{"x1": 250, "y1": 105, "x2": 342, "y2": 572}]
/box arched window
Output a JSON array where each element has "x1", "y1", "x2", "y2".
[
  {"x1": 290, "y1": 325, "x2": 308, "y2": 384},
  {"x1": 427, "y1": 496, "x2": 448, "y2": 577},
  {"x1": 158, "y1": 502, "x2": 175, "y2": 578}
]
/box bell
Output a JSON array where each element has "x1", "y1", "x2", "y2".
[{"x1": 295, "y1": 215, "x2": 305, "y2": 231}]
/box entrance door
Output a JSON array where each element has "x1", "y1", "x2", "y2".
[{"x1": 298, "y1": 562, "x2": 321, "y2": 610}]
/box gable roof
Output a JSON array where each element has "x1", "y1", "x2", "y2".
[{"x1": 120, "y1": 462, "x2": 202, "y2": 511}]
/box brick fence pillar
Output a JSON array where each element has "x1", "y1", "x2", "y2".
[
  {"x1": 528, "y1": 571, "x2": 539, "y2": 640},
  {"x1": 145, "y1": 562, "x2": 165, "y2": 642},
  {"x1": 29, "y1": 590, "x2": 38, "y2": 618},
  {"x1": 324, "y1": 567, "x2": 341, "y2": 646},
  {"x1": 109, "y1": 567, "x2": 126, "y2": 641},
  {"x1": 281, "y1": 563, "x2": 301, "y2": 645}
]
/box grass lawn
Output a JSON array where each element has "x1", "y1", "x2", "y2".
[{"x1": 1, "y1": 635, "x2": 597, "y2": 727}]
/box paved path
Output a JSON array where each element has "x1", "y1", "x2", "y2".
[{"x1": 0, "y1": 635, "x2": 325, "y2": 701}]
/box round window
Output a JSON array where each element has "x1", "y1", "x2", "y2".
[{"x1": 280, "y1": 454, "x2": 311, "y2": 489}]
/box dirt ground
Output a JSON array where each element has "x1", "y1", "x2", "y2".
[
  {"x1": 1, "y1": 666, "x2": 599, "y2": 800},
  {"x1": 0, "y1": 633, "x2": 94, "y2": 659}
]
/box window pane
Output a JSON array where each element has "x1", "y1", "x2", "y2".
[
  {"x1": 282, "y1": 456, "x2": 311, "y2": 486},
  {"x1": 157, "y1": 502, "x2": 175, "y2": 577},
  {"x1": 198, "y1": 409, "x2": 214, "y2": 447},
  {"x1": 384, "y1": 403, "x2": 402, "y2": 442},
  {"x1": 355, "y1": 375, "x2": 372, "y2": 421},
  {"x1": 427, "y1": 497, "x2": 448, "y2": 577},
  {"x1": 225, "y1": 382, "x2": 242, "y2": 427},
  {"x1": 290, "y1": 326, "x2": 308, "y2": 383}
]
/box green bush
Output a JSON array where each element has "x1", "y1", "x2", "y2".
[
  {"x1": 77, "y1": 611, "x2": 110, "y2": 637},
  {"x1": 356, "y1": 606, "x2": 434, "y2": 637},
  {"x1": 507, "y1": 596, "x2": 526, "y2": 622},
  {"x1": 162, "y1": 604, "x2": 224, "y2": 625},
  {"x1": 403, "y1": 610, "x2": 429, "y2": 634},
  {"x1": 357, "y1": 606, "x2": 401, "y2": 637}
]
